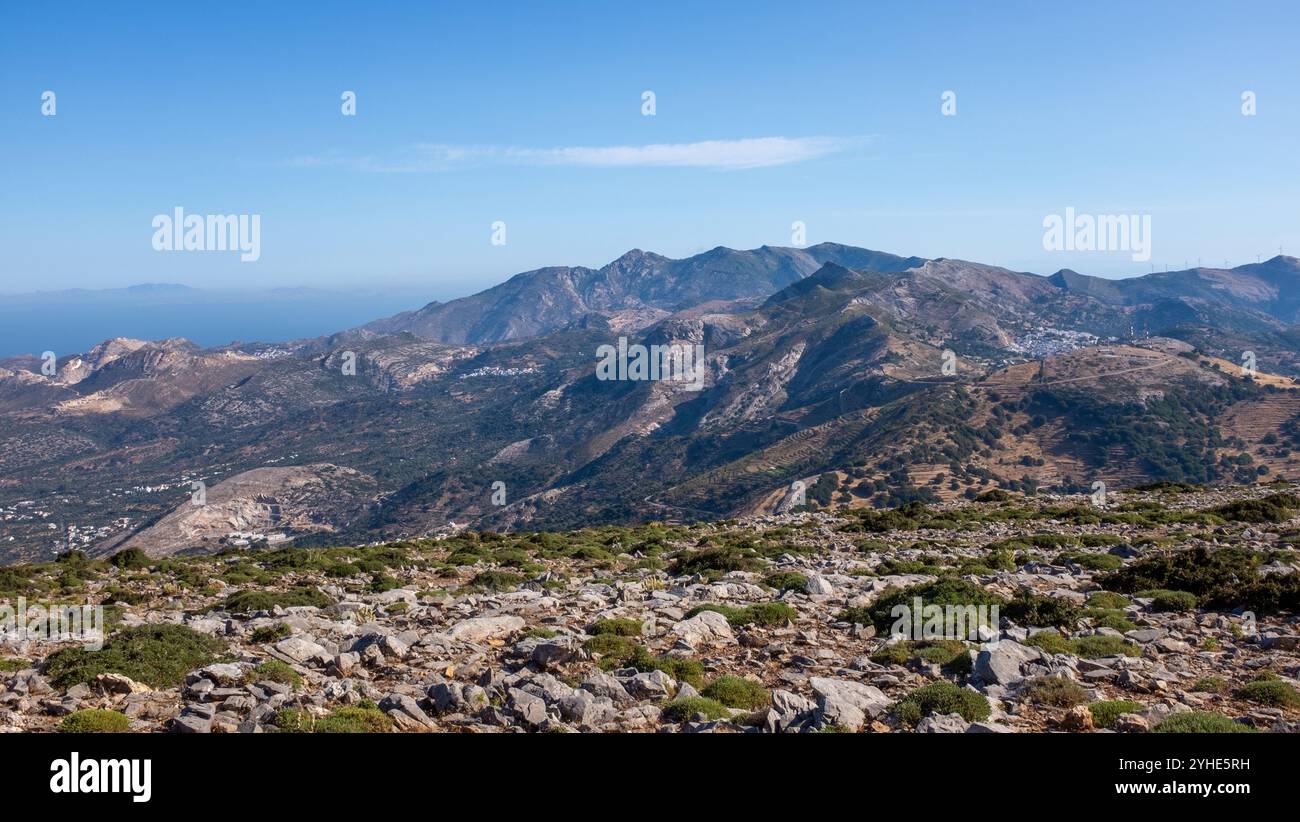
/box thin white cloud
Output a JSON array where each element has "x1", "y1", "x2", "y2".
[
  {"x1": 504, "y1": 137, "x2": 856, "y2": 169},
  {"x1": 288, "y1": 137, "x2": 859, "y2": 173}
]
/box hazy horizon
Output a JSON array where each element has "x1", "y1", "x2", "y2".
[{"x1": 4, "y1": 239, "x2": 1291, "y2": 300}]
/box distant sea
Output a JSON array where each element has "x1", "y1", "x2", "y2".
[{"x1": 0, "y1": 284, "x2": 435, "y2": 358}]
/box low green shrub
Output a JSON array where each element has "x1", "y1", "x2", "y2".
[
  {"x1": 1079, "y1": 607, "x2": 1134, "y2": 632},
  {"x1": 661, "y1": 696, "x2": 731, "y2": 722},
  {"x1": 1021, "y1": 675, "x2": 1088, "y2": 708},
  {"x1": 686, "y1": 601, "x2": 796, "y2": 627},
  {"x1": 1153, "y1": 711, "x2": 1258, "y2": 733},
  {"x1": 642, "y1": 653, "x2": 705, "y2": 689},
  {"x1": 1102, "y1": 545, "x2": 1300, "y2": 615},
  {"x1": 1236, "y1": 677, "x2": 1300, "y2": 708},
  {"x1": 1069, "y1": 634, "x2": 1140, "y2": 658},
  {"x1": 1005, "y1": 591, "x2": 1080, "y2": 630},
  {"x1": 581, "y1": 636, "x2": 703, "y2": 686},
  {"x1": 701, "y1": 676, "x2": 771, "y2": 710},
  {"x1": 222, "y1": 586, "x2": 332, "y2": 613},
  {"x1": 1059, "y1": 552, "x2": 1123, "y2": 571},
  {"x1": 1088, "y1": 699, "x2": 1143, "y2": 728},
  {"x1": 251, "y1": 659, "x2": 302, "y2": 688},
  {"x1": 1135, "y1": 589, "x2": 1198, "y2": 612},
  {"x1": 58, "y1": 709, "x2": 131, "y2": 733},
  {"x1": 588, "y1": 618, "x2": 644, "y2": 637},
  {"x1": 44, "y1": 624, "x2": 226, "y2": 689},
  {"x1": 852, "y1": 578, "x2": 1007, "y2": 635},
  {"x1": 273, "y1": 703, "x2": 393, "y2": 733},
  {"x1": 1211, "y1": 492, "x2": 1300, "y2": 523},
  {"x1": 671, "y1": 547, "x2": 762, "y2": 577},
  {"x1": 870, "y1": 639, "x2": 971, "y2": 673},
  {"x1": 467, "y1": 570, "x2": 523, "y2": 591},
  {"x1": 1086, "y1": 591, "x2": 1130, "y2": 609},
  {"x1": 108, "y1": 548, "x2": 151, "y2": 570},
  {"x1": 895, "y1": 682, "x2": 990, "y2": 726},
  {"x1": 250, "y1": 623, "x2": 292, "y2": 643},
  {"x1": 1191, "y1": 675, "x2": 1230, "y2": 694},
  {"x1": 583, "y1": 634, "x2": 638, "y2": 668},
  {"x1": 762, "y1": 571, "x2": 808, "y2": 592},
  {"x1": 1024, "y1": 630, "x2": 1071, "y2": 655}
]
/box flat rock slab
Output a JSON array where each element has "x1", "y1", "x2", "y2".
[{"x1": 446, "y1": 615, "x2": 526, "y2": 643}]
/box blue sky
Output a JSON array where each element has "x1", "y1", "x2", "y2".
[{"x1": 2, "y1": 1, "x2": 1298, "y2": 297}]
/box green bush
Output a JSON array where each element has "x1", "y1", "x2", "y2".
[
  {"x1": 871, "y1": 639, "x2": 971, "y2": 673},
  {"x1": 222, "y1": 586, "x2": 332, "y2": 613},
  {"x1": 762, "y1": 571, "x2": 808, "y2": 592},
  {"x1": 1086, "y1": 591, "x2": 1130, "y2": 609},
  {"x1": 872, "y1": 558, "x2": 947, "y2": 576},
  {"x1": 1153, "y1": 711, "x2": 1258, "y2": 734},
  {"x1": 58, "y1": 709, "x2": 131, "y2": 733},
  {"x1": 250, "y1": 623, "x2": 292, "y2": 643},
  {"x1": 856, "y1": 578, "x2": 1007, "y2": 634},
  {"x1": 588, "y1": 618, "x2": 644, "y2": 637},
  {"x1": 583, "y1": 634, "x2": 638, "y2": 668},
  {"x1": 1236, "y1": 677, "x2": 1300, "y2": 708},
  {"x1": 1191, "y1": 675, "x2": 1230, "y2": 694},
  {"x1": 1079, "y1": 607, "x2": 1134, "y2": 632},
  {"x1": 661, "y1": 696, "x2": 731, "y2": 722},
  {"x1": 0, "y1": 566, "x2": 41, "y2": 597},
  {"x1": 274, "y1": 704, "x2": 393, "y2": 733},
  {"x1": 1102, "y1": 545, "x2": 1300, "y2": 615},
  {"x1": 324, "y1": 561, "x2": 360, "y2": 578},
  {"x1": 1059, "y1": 552, "x2": 1123, "y2": 571},
  {"x1": 467, "y1": 570, "x2": 523, "y2": 591},
  {"x1": 1088, "y1": 699, "x2": 1143, "y2": 728},
  {"x1": 108, "y1": 548, "x2": 151, "y2": 570},
  {"x1": 1211, "y1": 492, "x2": 1300, "y2": 523},
  {"x1": 895, "y1": 682, "x2": 990, "y2": 726},
  {"x1": 741, "y1": 601, "x2": 797, "y2": 627},
  {"x1": 252, "y1": 659, "x2": 302, "y2": 689},
  {"x1": 841, "y1": 502, "x2": 928, "y2": 533},
  {"x1": 642, "y1": 653, "x2": 705, "y2": 689},
  {"x1": 579, "y1": 634, "x2": 703, "y2": 685},
  {"x1": 1070, "y1": 634, "x2": 1139, "y2": 658},
  {"x1": 671, "y1": 547, "x2": 762, "y2": 577},
  {"x1": 1022, "y1": 676, "x2": 1088, "y2": 708},
  {"x1": 44, "y1": 624, "x2": 226, "y2": 688},
  {"x1": 1138, "y1": 589, "x2": 1198, "y2": 612},
  {"x1": 1024, "y1": 630, "x2": 1071, "y2": 655},
  {"x1": 701, "y1": 676, "x2": 771, "y2": 710},
  {"x1": 1005, "y1": 591, "x2": 1080, "y2": 630},
  {"x1": 686, "y1": 601, "x2": 795, "y2": 628},
  {"x1": 1102, "y1": 546, "x2": 1255, "y2": 597}
]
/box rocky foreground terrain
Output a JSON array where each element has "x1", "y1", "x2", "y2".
[{"x1": 2, "y1": 483, "x2": 1299, "y2": 733}]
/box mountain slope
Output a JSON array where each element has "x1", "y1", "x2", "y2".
[
  {"x1": 1050, "y1": 255, "x2": 1300, "y2": 325},
  {"x1": 2, "y1": 244, "x2": 1299, "y2": 562},
  {"x1": 357, "y1": 243, "x2": 926, "y2": 344}
]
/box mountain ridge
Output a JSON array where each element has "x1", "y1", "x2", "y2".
[
  {"x1": 2, "y1": 244, "x2": 1299, "y2": 562},
  {"x1": 355, "y1": 242, "x2": 927, "y2": 344}
]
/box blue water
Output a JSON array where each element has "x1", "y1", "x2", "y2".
[{"x1": 0, "y1": 288, "x2": 432, "y2": 357}]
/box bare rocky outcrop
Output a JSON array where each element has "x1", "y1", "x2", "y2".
[{"x1": 116, "y1": 464, "x2": 377, "y2": 557}]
